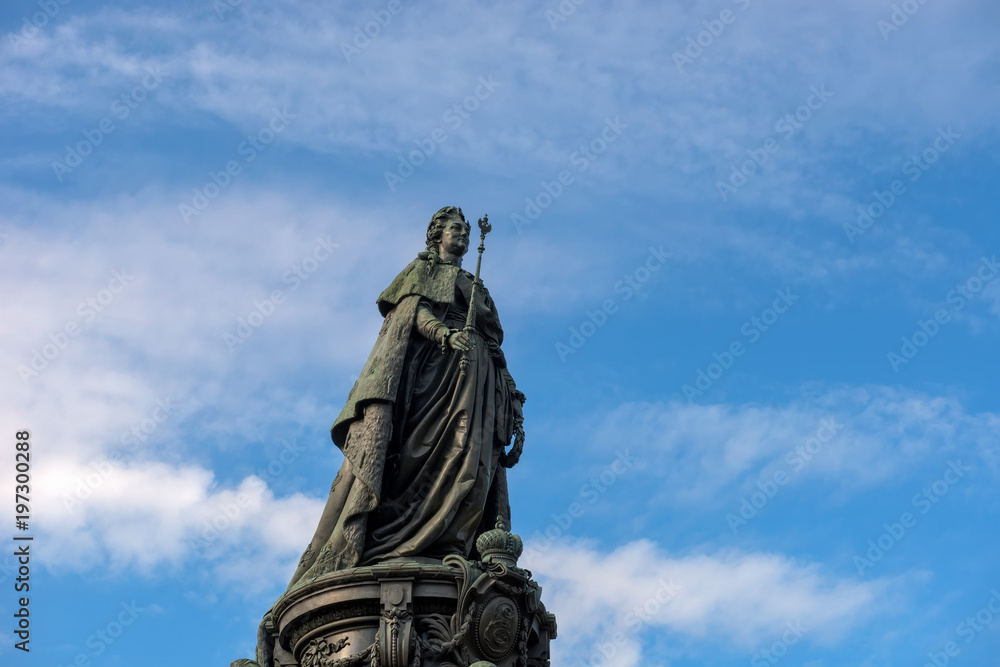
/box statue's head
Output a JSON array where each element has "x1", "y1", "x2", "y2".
[{"x1": 426, "y1": 206, "x2": 471, "y2": 257}]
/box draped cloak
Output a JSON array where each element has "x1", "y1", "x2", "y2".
[{"x1": 286, "y1": 256, "x2": 515, "y2": 590}]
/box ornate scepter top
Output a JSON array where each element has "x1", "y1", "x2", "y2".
[
  {"x1": 459, "y1": 214, "x2": 491, "y2": 379},
  {"x1": 476, "y1": 214, "x2": 492, "y2": 252}
]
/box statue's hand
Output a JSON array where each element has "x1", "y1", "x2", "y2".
[{"x1": 448, "y1": 330, "x2": 475, "y2": 352}]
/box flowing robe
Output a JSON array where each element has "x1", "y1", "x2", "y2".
[{"x1": 287, "y1": 256, "x2": 516, "y2": 589}]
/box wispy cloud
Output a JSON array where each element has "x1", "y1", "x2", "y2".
[
  {"x1": 585, "y1": 386, "x2": 999, "y2": 511},
  {"x1": 524, "y1": 538, "x2": 892, "y2": 666}
]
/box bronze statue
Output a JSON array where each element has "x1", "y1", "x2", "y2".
[
  {"x1": 239, "y1": 208, "x2": 555, "y2": 667},
  {"x1": 287, "y1": 206, "x2": 526, "y2": 588}
]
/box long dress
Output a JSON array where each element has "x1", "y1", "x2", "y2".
[
  {"x1": 364, "y1": 270, "x2": 512, "y2": 560},
  {"x1": 286, "y1": 260, "x2": 516, "y2": 589}
]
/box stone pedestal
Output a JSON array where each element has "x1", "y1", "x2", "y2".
[{"x1": 243, "y1": 528, "x2": 556, "y2": 667}]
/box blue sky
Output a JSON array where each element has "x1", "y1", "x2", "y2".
[{"x1": 1, "y1": 0, "x2": 999, "y2": 665}]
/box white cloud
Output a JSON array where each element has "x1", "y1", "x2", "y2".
[
  {"x1": 4, "y1": 1, "x2": 995, "y2": 301},
  {"x1": 587, "y1": 386, "x2": 999, "y2": 509},
  {"x1": 2, "y1": 183, "x2": 996, "y2": 592},
  {"x1": 35, "y1": 456, "x2": 323, "y2": 591},
  {"x1": 0, "y1": 187, "x2": 399, "y2": 586},
  {"x1": 523, "y1": 539, "x2": 890, "y2": 666},
  {"x1": 3, "y1": 0, "x2": 996, "y2": 191},
  {"x1": 0, "y1": 183, "x2": 609, "y2": 588}
]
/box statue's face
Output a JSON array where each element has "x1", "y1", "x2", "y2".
[{"x1": 438, "y1": 217, "x2": 470, "y2": 257}]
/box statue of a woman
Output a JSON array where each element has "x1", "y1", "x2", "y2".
[{"x1": 287, "y1": 206, "x2": 525, "y2": 589}]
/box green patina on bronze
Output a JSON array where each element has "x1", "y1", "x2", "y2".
[
  {"x1": 331, "y1": 257, "x2": 460, "y2": 448},
  {"x1": 237, "y1": 207, "x2": 550, "y2": 667},
  {"x1": 377, "y1": 256, "x2": 461, "y2": 317},
  {"x1": 287, "y1": 205, "x2": 524, "y2": 590}
]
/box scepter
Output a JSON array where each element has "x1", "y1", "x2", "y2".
[{"x1": 459, "y1": 214, "x2": 491, "y2": 379}]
